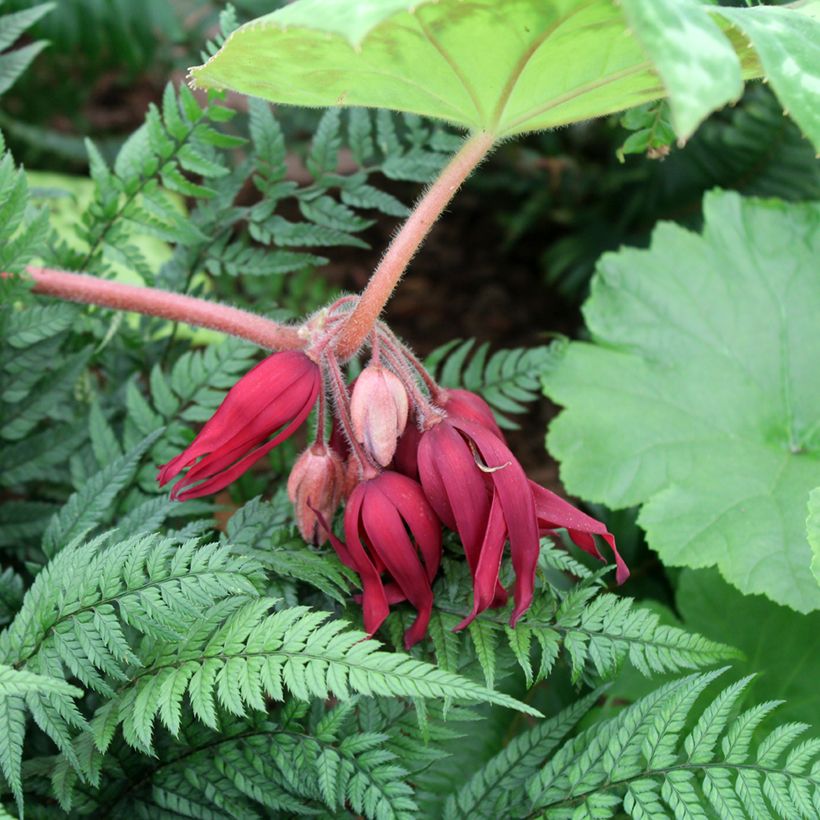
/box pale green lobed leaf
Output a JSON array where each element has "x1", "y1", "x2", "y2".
[
  {"x1": 808, "y1": 487, "x2": 820, "y2": 587},
  {"x1": 543, "y1": 191, "x2": 820, "y2": 612},
  {"x1": 189, "y1": 0, "x2": 818, "y2": 143}
]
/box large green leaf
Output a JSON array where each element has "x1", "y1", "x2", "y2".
[
  {"x1": 542, "y1": 191, "x2": 820, "y2": 612},
  {"x1": 677, "y1": 568, "x2": 820, "y2": 725},
  {"x1": 190, "y1": 0, "x2": 819, "y2": 144},
  {"x1": 809, "y1": 487, "x2": 820, "y2": 586}
]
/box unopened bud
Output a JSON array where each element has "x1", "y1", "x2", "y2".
[
  {"x1": 350, "y1": 365, "x2": 409, "y2": 467},
  {"x1": 287, "y1": 444, "x2": 345, "y2": 544}
]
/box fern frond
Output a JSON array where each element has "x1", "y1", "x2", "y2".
[
  {"x1": 426, "y1": 339, "x2": 562, "y2": 429},
  {"x1": 0, "y1": 1, "x2": 53, "y2": 97},
  {"x1": 41, "y1": 429, "x2": 163, "y2": 557},
  {"x1": 77, "y1": 82, "x2": 238, "y2": 280},
  {"x1": 527, "y1": 669, "x2": 820, "y2": 819},
  {"x1": 0, "y1": 532, "x2": 262, "y2": 695},
  {"x1": 445, "y1": 689, "x2": 602, "y2": 820},
  {"x1": 99, "y1": 599, "x2": 540, "y2": 755},
  {"x1": 432, "y1": 568, "x2": 738, "y2": 686},
  {"x1": 0, "y1": 664, "x2": 84, "y2": 814}
]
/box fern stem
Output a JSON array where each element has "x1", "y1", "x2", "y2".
[
  {"x1": 335, "y1": 131, "x2": 495, "y2": 359},
  {"x1": 24, "y1": 266, "x2": 304, "y2": 351}
]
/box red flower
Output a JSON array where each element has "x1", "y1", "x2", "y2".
[
  {"x1": 158, "y1": 351, "x2": 320, "y2": 500},
  {"x1": 323, "y1": 471, "x2": 441, "y2": 649},
  {"x1": 418, "y1": 418, "x2": 539, "y2": 627},
  {"x1": 439, "y1": 388, "x2": 503, "y2": 437},
  {"x1": 530, "y1": 480, "x2": 629, "y2": 584}
]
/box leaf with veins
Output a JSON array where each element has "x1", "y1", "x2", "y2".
[{"x1": 543, "y1": 191, "x2": 820, "y2": 612}]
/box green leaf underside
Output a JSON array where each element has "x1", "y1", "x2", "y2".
[
  {"x1": 187, "y1": 0, "x2": 820, "y2": 142},
  {"x1": 543, "y1": 192, "x2": 820, "y2": 613}
]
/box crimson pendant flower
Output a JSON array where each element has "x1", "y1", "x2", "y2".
[
  {"x1": 418, "y1": 417, "x2": 539, "y2": 627},
  {"x1": 158, "y1": 351, "x2": 321, "y2": 500},
  {"x1": 439, "y1": 388, "x2": 503, "y2": 437},
  {"x1": 323, "y1": 471, "x2": 441, "y2": 649}
]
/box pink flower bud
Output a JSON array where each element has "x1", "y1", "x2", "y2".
[
  {"x1": 287, "y1": 444, "x2": 345, "y2": 545},
  {"x1": 350, "y1": 365, "x2": 409, "y2": 467}
]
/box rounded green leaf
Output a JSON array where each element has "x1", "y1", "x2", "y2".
[
  {"x1": 809, "y1": 487, "x2": 820, "y2": 587},
  {"x1": 543, "y1": 191, "x2": 820, "y2": 613},
  {"x1": 190, "y1": 0, "x2": 817, "y2": 143}
]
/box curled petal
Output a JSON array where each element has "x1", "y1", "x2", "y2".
[
  {"x1": 374, "y1": 471, "x2": 441, "y2": 583},
  {"x1": 362, "y1": 487, "x2": 433, "y2": 648},
  {"x1": 455, "y1": 494, "x2": 507, "y2": 631},
  {"x1": 454, "y1": 420, "x2": 539, "y2": 626},
  {"x1": 418, "y1": 422, "x2": 490, "y2": 570},
  {"x1": 530, "y1": 480, "x2": 629, "y2": 584},
  {"x1": 343, "y1": 486, "x2": 390, "y2": 636}
]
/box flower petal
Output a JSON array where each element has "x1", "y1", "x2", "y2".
[
  {"x1": 170, "y1": 379, "x2": 319, "y2": 499},
  {"x1": 455, "y1": 420, "x2": 539, "y2": 626},
  {"x1": 418, "y1": 422, "x2": 490, "y2": 572},
  {"x1": 455, "y1": 492, "x2": 507, "y2": 630},
  {"x1": 363, "y1": 484, "x2": 433, "y2": 649},
  {"x1": 530, "y1": 480, "x2": 629, "y2": 584},
  {"x1": 158, "y1": 352, "x2": 317, "y2": 485},
  {"x1": 375, "y1": 472, "x2": 442, "y2": 583},
  {"x1": 343, "y1": 485, "x2": 390, "y2": 636}
]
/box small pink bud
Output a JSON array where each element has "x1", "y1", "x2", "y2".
[
  {"x1": 350, "y1": 365, "x2": 409, "y2": 467},
  {"x1": 287, "y1": 444, "x2": 345, "y2": 544}
]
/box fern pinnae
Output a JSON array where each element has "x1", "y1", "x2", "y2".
[
  {"x1": 445, "y1": 689, "x2": 602, "y2": 820},
  {"x1": 525, "y1": 671, "x2": 820, "y2": 819}
]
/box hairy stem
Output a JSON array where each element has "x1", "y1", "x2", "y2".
[
  {"x1": 335, "y1": 131, "x2": 495, "y2": 359},
  {"x1": 24, "y1": 266, "x2": 304, "y2": 351}
]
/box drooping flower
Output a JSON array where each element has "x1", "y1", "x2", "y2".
[
  {"x1": 530, "y1": 480, "x2": 629, "y2": 584},
  {"x1": 418, "y1": 417, "x2": 538, "y2": 627},
  {"x1": 158, "y1": 350, "x2": 321, "y2": 500},
  {"x1": 438, "y1": 388, "x2": 503, "y2": 437},
  {"x1": 322, "y1": 471, "x2": 441, "y2": 648},
  {"x1": 287, "y1": 444, "x2": 345, "y2": 544},
  {"x1": 350, "y1": 365, "x2": 409, "y2": 467}
]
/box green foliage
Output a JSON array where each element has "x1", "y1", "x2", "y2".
[
  {"x1": 425, "y1": 544, "x2": 740, "y2": 691},
  {"x1": 809, "y1": 487, "x2": 820, "y2": 586},
  {"x1": 543, "y1": 191, "x2": 820, "y2": 613},
  {"x1": 444, "y1": 690, "x2": 601, "y2": 819},
  {"x1": 426, "y1": 339, "x2": 560, "y2": 429},
  {"x1": 190, "y1": 0, "x2": 820, "y2": 145},
  {"x1": 676, "y1": 569, "x2": 820, "y2": 726},
  {"x1": 526, "y1": 669, "x2": 820, "y2": 819},
  {"x1": 2, "y1": 8, "x2": 819, "y2": 815},
  {"x1": 0, "y1": 1, "x2": 53, "y2": 97}
]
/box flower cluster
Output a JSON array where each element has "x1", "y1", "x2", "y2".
[{"x1": 159, "y1": 304, "x2": 627, "y2": 648}]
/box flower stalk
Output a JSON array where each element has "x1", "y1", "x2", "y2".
[
  {"x1": 334, "y1": 130, "x2": 495, "y2": 359},
  {"x1": 24, "y1": 266, "x2": 304, "y2": 352}
]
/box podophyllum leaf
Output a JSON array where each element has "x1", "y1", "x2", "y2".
[
  {"x1": 189, "y1": 0, "x2": 817, "y2": 143},
  {"x1": 543, "y1": 191, "x2": 820, "y2": 612},
  {"x1": 808, "y1": 487, "x2": 820, "y2": 588},
  {"x1": 677, "y1": 569, "x2": 820, "y2": 726}
]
